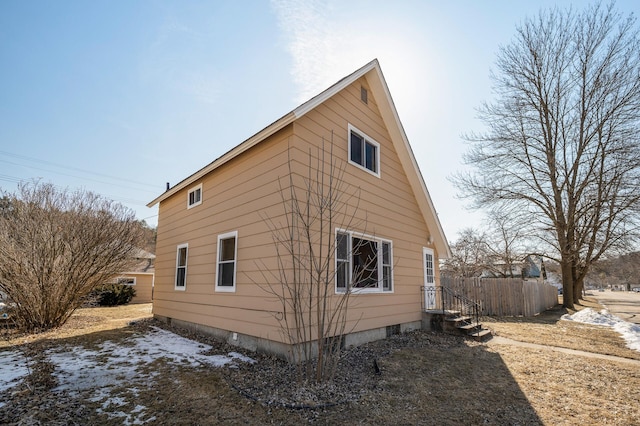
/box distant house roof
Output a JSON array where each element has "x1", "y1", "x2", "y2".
[
  {"x1": 131, "y1": 248, "x2": 155, "y2": 260},
  {"x1": 148, "y1": 59, "x2": 451, "y2": 258}
]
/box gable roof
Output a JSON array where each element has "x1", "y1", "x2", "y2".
[{"x1": 148, "y1": 59, "x2": 451, "y2": 258}]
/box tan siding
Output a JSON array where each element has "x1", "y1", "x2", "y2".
[
  {"x1": 120, "y1": 273, "x2": 154, "y2": 303},
  {"x1": 289, "y1": 77, "x2": 433, "y2": 334},
  {"x1": 153, "y1": 76, "x2": 439, "y2": 345},
  {"x1": 154, "y1": 125, "x2": 296, "y2": 344}
]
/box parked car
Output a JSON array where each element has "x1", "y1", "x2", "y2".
[{"x1": 633, "y1": 288, "x2": 640, "y2": 293}]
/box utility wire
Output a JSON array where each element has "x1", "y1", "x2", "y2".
[
  {"x1": 0, "y1": 172, "x2": 154, "y2": 207},
  {"x1": 0, "y1": 150, "x2": 160, "y2": 191},
  {"x1": 0, "y1": 158, "x2": 159, "y2": 194}
]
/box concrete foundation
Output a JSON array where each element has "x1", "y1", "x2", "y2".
[{"x1": 155, "y1": 314, "x2": 424, "y2": 363}]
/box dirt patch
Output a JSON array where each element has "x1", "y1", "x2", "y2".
[{"x1": 1, "y1": 301, "x2": 639, "y2": 424}]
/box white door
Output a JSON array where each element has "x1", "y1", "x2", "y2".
[{"x1": 423, "y1": 247, "x2": 436, "y2": 309}]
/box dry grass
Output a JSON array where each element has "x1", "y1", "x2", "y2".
[
  {"x1": 1, "y1": 299, "x2": 639, "y2": 425},
  {"x1": 483, "y1": 296, "x2": 640, "y2": 361},
  {"x1": 0, "y1": 303, "x2": 152, "y2": 348},
  {"x1": 494, "y1": 344, "x2": 640, "y2": 425},
  {"x1": 360, "y1": 344, "x2": 541, "y2": 425}
]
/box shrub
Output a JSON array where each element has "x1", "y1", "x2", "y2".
[
  {"x1": 0, "y1": 182, "x2": 143, "y2": 330},
  {"x1": 97, "y1": 284, "x2": 136, "y2": 306}
]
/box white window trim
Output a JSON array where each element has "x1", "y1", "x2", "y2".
[
  {"x1": 335, "y1": 229, "x2": 393, "y2": 294},
  {"x1": 348, "y1": 124, "x2": 381, "y2": 178},
  {"x1": 175, "y1": 243, "x2": 188, "y2": 291},
  {"x1": 423, "y1": 247, "x2": 435, "y2": 287},
  {"x1": 187, "y1": 183, "x2": 203, "y2": 209},
  {"x1": 215, "y1": 231, "x2": 238, "y2": 293},
  {"x1": 118, "y1": 277, "x2": 136, "y2": 286}
]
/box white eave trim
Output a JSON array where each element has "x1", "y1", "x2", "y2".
[
  {"x1": 147, "y1": 112, "x2": 296, "y2": 207},
  {"x1": 146, "y1": 59, "x2": 451, "y2": 260},
  {"x1": 119, "y1": 272, "x2": 155, "y2": 276},
  {"x1": 292, "y1": 60, "x2": 378, "y2": 117},
  {"x1": 365, "y1": 66, "x2": 451, "y2": 259},
  {"x1": 147, "y1": 60, "x2": 380, "y2": 209}
]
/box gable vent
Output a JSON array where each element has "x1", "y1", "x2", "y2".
[{"x1": 361, "y1": 86, "x2": 368, "y2": 104}]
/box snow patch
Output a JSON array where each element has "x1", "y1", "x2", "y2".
[
  {"x1": 562, "y1": 308, "x2": 640, "y2": 352},
  {"x1": 0, "y1": 325, "x2": 257, "y2": 422},
  {"x1": 47, "y1": 326, "x2": 256, "y2": 394},
  {"x1": 0, "y1": 350, "x2": 30, "y2": 393}
]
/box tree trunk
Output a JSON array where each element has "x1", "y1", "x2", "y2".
[
  {"x1": 573, "y1": 274, "x2": 585, "y2": 305},
  {"x1": 560, "y1": 258, "x2": 575, "y2": 309}
]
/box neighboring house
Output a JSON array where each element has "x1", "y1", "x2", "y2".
[
  {"x1": 523, "y1": 255, "x2": 545, "y2": 279},
  {"x1": 482, "y1": 255, "x2": 545, "y2": 280},
  {"x1": 147, "y1": 59, "x2": 450, "y2": 359},
  {"x1": 115, "y1": 248, "x2": 155, "y2": 303}
]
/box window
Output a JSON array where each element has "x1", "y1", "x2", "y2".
[
  {"x1": 175, "y1": 244, "x2": 188, "y2": 290},
  {"x1": 348, "y1": 124, "x2": 380, "y2": 177},
  {"x1": 336, "y1": 230, "x2": 392, "y2": 293},
  {"x1": 117, "y1": 277, "x2": 136, "y2": 286},
  {"x1": 216, "y1": 231, "x2": 237, "y2": 292},
  {"x1": 187, "y1": 184, "x2": 202, "y2": 209}
]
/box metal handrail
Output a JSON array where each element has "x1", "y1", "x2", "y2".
[{"x1": 421, "y1": 285, "x2": 481, "y2": 327}]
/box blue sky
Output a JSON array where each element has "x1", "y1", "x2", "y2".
[{"x1": 1, "y1": 1, "x2": 638, "y2": 241}]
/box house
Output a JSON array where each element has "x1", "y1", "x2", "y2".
[
  {"x1": 481, "y1": 255, "x2": 545, "y2": 280},
  {"x1": 147, "y1": 59, "x2": 450, "y2": 359},
  {"x1": 114, "y1": 248, "x2": 155, "y2": 304}
]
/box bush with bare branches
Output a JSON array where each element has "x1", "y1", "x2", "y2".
[
  {"x1": 0, "y1": 182, "x2": 143, "y2": 331},
  {"x1": 261, "y1": 137, "x2": 374, "y2": 382}
]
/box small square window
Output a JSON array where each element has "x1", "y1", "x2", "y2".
[
  {"x1": 187, "y1": 184, "x2": 202, "y2": 209},
  {"x1": 348, "y1": 125, "x2": 380, "y2": 177}
]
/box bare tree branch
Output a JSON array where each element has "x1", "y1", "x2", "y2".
[
  {"x1": 0, "y1": 181, "x2": 143, "y2": 331},
  {"x1": 453, "y1": 2, "x2": 640, "y2": 308}
]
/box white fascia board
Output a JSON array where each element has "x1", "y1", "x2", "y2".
[
  {"x1": 292, "y1": 59, "x2": 379, "y2": 119},
  {"x1": 145, "y1": 58, "x2": 453, "y2": 259},
  {"x1": 119, "y1": 272, "x2": 155, "y2": 276},
  {"x1": 365, "y1": 66, "x2": 451, "y2": 259},
  {"x1": 147, "y1": 60, "x2": 380, "y2": 208},
  {"x1": 147, "y1": 112, "x2": 296, "y2": 207}
]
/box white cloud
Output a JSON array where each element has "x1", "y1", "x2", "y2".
[
  {"x1": 271, "y1": 0, "x2": 342, "y2": 102},
  {"x1": 269, "y1": 1, "x2": 487, "y2": 239}
]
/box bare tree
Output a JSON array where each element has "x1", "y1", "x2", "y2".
[
  {"x1": 483, "y1": 207, "x2": 533, "y2": 278},
  {"x1": 454, "y1": 3, "x2": 640, "y2": 308},
  {"x1": 441, "y1": 228, "x2": 489, "y2": 278},
  {"x1": 0, "y1": 182, "x2": 143, "y2": 331},
  {"x1": 261, "y1": 136, "x2": 370, "y2": 382}
]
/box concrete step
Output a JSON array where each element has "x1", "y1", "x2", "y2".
[
  {"x1": 457, "y1": 322, "x2": 482, "y2": 333},
  {"x1": 468, "y1": 328, "x2": 493, "y2": 342},
  {"x1": 445, "y1": 315, "x2": 492, "y2": 341},
  {"x1": 422, "y1": 311, "x2": 492, "y2": 342},
  {"x1": 445, "y1": 315, "x2": 472, "y2": 323}
]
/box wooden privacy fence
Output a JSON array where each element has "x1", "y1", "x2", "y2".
[{"x1": 440, "y1": 277, "x2": 559, "y2": 317}]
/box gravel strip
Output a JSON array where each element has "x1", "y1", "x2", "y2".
[{"x1": 154, "y1": 318, "x2": 479, "y2": 410}]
